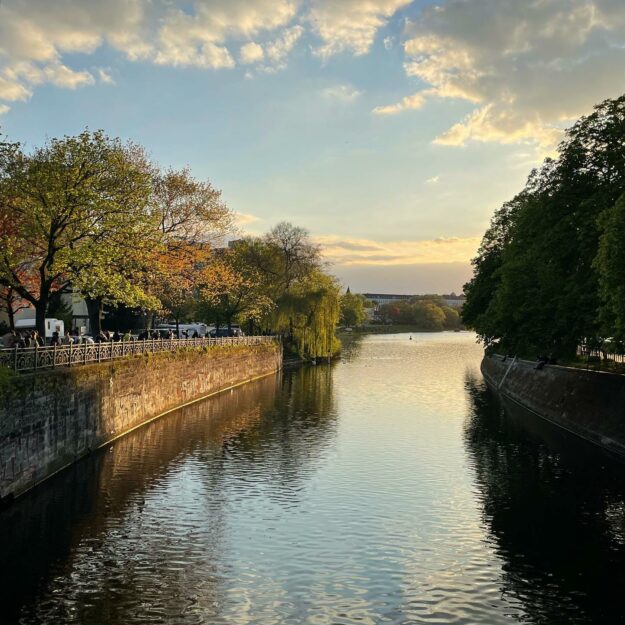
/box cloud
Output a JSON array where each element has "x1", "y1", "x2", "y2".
[
  {"x1": 97, "y1": 69, "x2": 115, "y2": 85},
  {"x1": 0, "y1": 0, "x2": 299, "y2": 106},
  {"x1": 240, "y1": 42, "x2": 265, "y2": 64},
  {"x1": 263, "y1": 25, "x2": 304, "y2": 69},
  {"x1": 314, "y1": 234, "x2": 481, "y2": 266},
  {"x1": 426, "y1": 175, "x2": 439, "y2": 184},
  {"x1": 0, "y1": 104, "x2": 10, "y2": 115},
  {"x1": 234, "y1": 212, "x2": 261, "y2": 227},
  {"x1": 381, "y1": 0, "x2": 625, "y2": 149},
  {"x1": 373, "y1": 88, "x2": 435, "y2": 115},
  {"x1": 236, "y1": 25, "x2": 304, "y2": 74},
  {"x1": 307, "y1": 0, "x2": 411, "y2": 59},
  {"x1": 322, "y1": 84, "x2": 362, "y2": 102}
]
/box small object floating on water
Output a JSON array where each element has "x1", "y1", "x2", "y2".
[{"x1": 409, "y1": 335, "x2": 412, "y2": 340}]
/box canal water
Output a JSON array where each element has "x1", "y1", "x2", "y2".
[{"x1": 2, "y1": 332, "x2": 625, "y2": 624}]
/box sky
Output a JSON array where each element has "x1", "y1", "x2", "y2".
[{"x1": 1, "y1": 0, "x2": 625, "y2": 294}]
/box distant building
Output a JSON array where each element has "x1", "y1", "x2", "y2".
[{"x1": 441, "y1": 293, "x2": 466, "y2": 309}]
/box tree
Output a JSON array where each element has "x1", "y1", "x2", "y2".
[
  {"x1": 595, "y1": 193, "x2": 625, "y2": 340},
  {"x1": 340, "y1": 291, "x2": 367, "y2": 327},
  {"x1": 0, "y1": 130, "x2": 156, "y2": 336},
  {"x1": 145, "y1": 167, "x2": 235, "y2": 329},
  {"x1": 152, "y1": 166, "x2": 233, "y2": 248},
  {"x1": 0, "y1": 285, "x2": 30, "y2": 330},
  {"x1": 441, "y1": 306, "x2": 462, "y2": 330},
  {"x1": 197, "y1": 250, "x2": 273, "y2": 331},
  {"x1": 412, "y1": 301, "x2": 446, "y2": 331},
  {"x1": 463, "y1": 94, "x2": 625, "y2": 358},
  {"x1": 276, "y1": 271, "x2": 341, "y2": 359}
]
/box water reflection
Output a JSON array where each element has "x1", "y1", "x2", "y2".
[
  {"x1": 464, "y1": 374, "x2": 625, "y2": 624},
  {"x1": 0, "y1": 368, "x2": 337, "y2": 625}
]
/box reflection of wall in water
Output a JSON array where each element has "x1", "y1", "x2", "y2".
[
  {"x1": 463, "y1": 374, "x2": 625, "y2": 625},
  {"x1": 0, "y1": 343, "x2": 282, "y2": 500},
  {"x1": 0, "y1": 373, "x2": 280, "y2": 625}
]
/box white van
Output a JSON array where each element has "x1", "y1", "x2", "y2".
[{"x1": 15, "y1": 318, "x2": 65, "y2": 341}]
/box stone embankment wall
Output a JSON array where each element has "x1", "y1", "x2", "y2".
[
  {"x1": 0, "y1": 343, "x2": 282, "y2": 501},
  {"x1": 482, "y1": 356, "x2": 625, "y2": 457}
]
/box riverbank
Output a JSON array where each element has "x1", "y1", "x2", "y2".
[
  {"x1": 0, "y1": 342, "x2": 282, "y2": 503},
  {"x1": 482, "y1": 354, "x2": 625, "y2": 458},
  {"x1": 339, "y1": 325, "x2": 467, "y2": 335}
]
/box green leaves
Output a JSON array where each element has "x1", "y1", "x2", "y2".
[{"x1": 464, "y1": 94, "x2": 625, "y2": 358}]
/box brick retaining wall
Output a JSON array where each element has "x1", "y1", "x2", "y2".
[
  {"x1": 0, "y1": 343, "x2": 282, "y2": 501},
  {"x1": 482, "y1": 355, "x2": 625, "y2": 457}
]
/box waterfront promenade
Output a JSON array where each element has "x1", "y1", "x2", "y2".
[{"x1": 0, "y1": 336, "x2": 279, "y2": 372}]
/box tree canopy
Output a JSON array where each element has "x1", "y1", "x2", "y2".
[{"x1": 463, "y1": 94, "x2": 625, "y2": 358}]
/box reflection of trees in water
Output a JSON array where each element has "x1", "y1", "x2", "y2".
[
  {"x1": 464, "y1": 373, "x2": 625, "y2": 624},
  {"x1": 0, "y1": 367, "x2": 338, "y2": 625},
  {"x1": 337, "y1": 333, "x2": 365, "y2": 362},
  {"x1": 203, "y1": 363, "x2": 338, "y2": 499}
]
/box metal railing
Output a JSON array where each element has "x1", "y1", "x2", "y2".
[
  {"x1": 0, "y1": 336, "x2": 279, "y2": 373},
  {"x1": 578, "y1": 347, "x2": 625, "y2": 364}
]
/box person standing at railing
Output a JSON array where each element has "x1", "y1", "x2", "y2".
[
  {"x1": 61, "y1": 331, "x2": 74, "y2": 345},
  {"x1": 31, "y1": 330, "x2": 44, "y2": 347},
  {"x1": 50, "y1": 331, "x2": 61, "y2": 346},
  {"x1": 122, "y1": 330, "x2": 133, "y2": 341}
]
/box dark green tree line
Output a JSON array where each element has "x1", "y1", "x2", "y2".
[{"x1": 463, "y1": 94, "x2": 625, "y2": 358}]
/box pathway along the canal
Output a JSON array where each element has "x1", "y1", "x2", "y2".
[{"x1": 2, "y1": 332, "x2": 625, "y2": 625}]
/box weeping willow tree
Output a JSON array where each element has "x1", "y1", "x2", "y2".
[{"x1": 270, "y1": 270, "x2": 341, "y2": 359}]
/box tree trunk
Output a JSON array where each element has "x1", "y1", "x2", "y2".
[
  {"x1": 7, "y1": 304, "x2": 15, "y2": 331},
  {"x1": 35, "y1": 299, "x2": 47, "y2": 339},
  {"x1": 85, "y1": 297, "x2": 103, "y2": 335}
]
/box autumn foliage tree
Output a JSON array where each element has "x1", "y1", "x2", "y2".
[{"x1": 197, "y1": 249, "x2": 273, "y2": 331}]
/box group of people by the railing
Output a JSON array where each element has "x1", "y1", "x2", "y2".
[
  {"x1": 2, "y1": 329, "x2": 45, "y2": 348},
  {"x1": 1, "y1": 326, "x2": 249, "y2": 350}
]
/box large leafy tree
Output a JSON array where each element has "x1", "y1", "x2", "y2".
[
  {"x1": 197, "y1": 249, "x2": 273, "y2": 331},
  {"x1": 0, "y1": 130, "x2": 156, "y2": 336},
  {"x1": 146, "y1": 167, "x2": 234, "y2": 328},
  {"x1": 464, "y1": 94, "x2": 625, "y2": 358},
  {"x1": 595, "y1": 193, "x2": 625, "y2": 341},
  {"x1": 340, "y1": 291, "x2": 368, "y2": 327}
]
